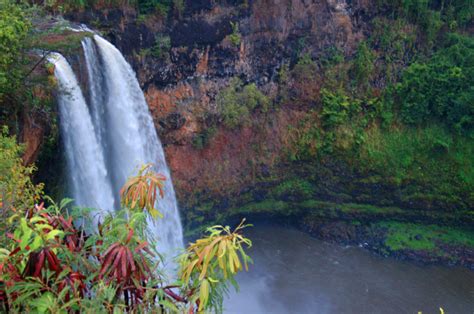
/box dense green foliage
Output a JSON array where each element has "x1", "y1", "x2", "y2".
[
  {"x1": 0, "y1": 1, "x2": 29, "y2": 102},
  {"x1": 217, "y1": 78, "x2": 270, "y2": 128},
  {"x1": 283, "y1": 0, "x2": 474, "y2": 214},
  {"x1": 0, "y1": 163, "x2": 252, "y2": 313},
  {"x1": 396, "y1": 33, "x2": 474, "y2": 135},
  {"x1": 376, "y1": 0, "x2": 473, "y2": 28},
  {"x1": 41, "y1": 0, "x2": 184, "y2": 16},
  {"x1": 351, "y1": 41, "x2": 376, "y2": 90},
  {"x1": 0, "y1": 130, "x2": 43, "y2": 245},
  {"x1": 0, "y1": 1, "x2": 68, "y2": 139}
]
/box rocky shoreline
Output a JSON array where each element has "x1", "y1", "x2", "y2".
[{"x1": 299, "y1": 219, "x2": 474, "y2": 270}]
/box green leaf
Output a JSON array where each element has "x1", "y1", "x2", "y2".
[
  {"x1": 30, "y1": 217, "x2": 48, "y2": 224},
  {"x1": 30, "y1": 235, "x2": 43, "y2": 251},
  {"x1": 20, "y1": 218, "x2": 33, "y2": 250},
  {"x1": 199, "y1": 278, "x2": 210, "y2": 311},
  {"x1": 45, "y1": 230, "x2": 64, "y2": 241},
  {"x1": 30, "y1": 292, "x2": 56, "y2": 313},
  {"x1": 35, "y1": 224, "x2": 53, "y2": 231},
  {"x1": 59, "y1": 198, "x2": 74, "y2": 210}
]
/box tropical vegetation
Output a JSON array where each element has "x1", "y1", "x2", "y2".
[{"x1": 0, "y1": 132, "x2": 252, "y2": 313}]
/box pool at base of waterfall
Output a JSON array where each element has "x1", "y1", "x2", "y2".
[{"x1": 225, "y1": 224, "x2": 474, "y2": 314}]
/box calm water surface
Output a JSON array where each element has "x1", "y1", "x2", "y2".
[{"x1": 225, "y1": 224, "x2": 474, "y2": 314}]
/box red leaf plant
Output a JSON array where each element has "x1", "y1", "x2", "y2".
[{"x1": 98, "y1": 227, "x2": 155, "y2": 308}]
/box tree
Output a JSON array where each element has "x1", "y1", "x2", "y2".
[
  {"x1": 0, "y1": 0, "x2": 30, "y2": 102},
  {"x1": 0, "y1": 128, "x2": 43, "y2": 246}
]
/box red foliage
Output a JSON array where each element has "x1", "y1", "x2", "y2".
[
  {"x1": 0, "y1": 203, "x2": 88, "y2": 311},
  {"x1": 22, "y1": 248, "x2": 61, "y2": 278},
  {"x1": 57, "y1": 271, "x2": 86, "y2": 301},
  {"x1": 98, "y1": 228, "x2": 155, "y2": 306}
]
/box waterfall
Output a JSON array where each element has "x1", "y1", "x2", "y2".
[
  {"x1": 51, "y1": 34, "x2": 184, "y2": 268},
  {"x1": 81, "y1": 38, "x2": 108, "y2": 152},
  {"x1": 47, "y1": 53, "x2": 115, "y2": 224},
  {"x1": 83, "y1": 34, "x2": 184, "y2": 264}
]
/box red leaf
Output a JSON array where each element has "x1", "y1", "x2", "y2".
[
  {"x1": 164, "y1": 288, "x2": 186, "y2": 302},
  {"x1": 46, "y1": 250, "x2": 60, "y2": 272},
  {"x1": 139, "y1": 253, "x2": 151, "y2": 275},
  {"x1": 99, "y1": 248, "x2": 120, "y2": 278},
  {"x1": 126, "y1": 247, "x2": 136, "y2": 272},
  {"x1": 66, "y1": 237, "x2": 76, "y2": 252},
  {"x1": 112, "y1": 248, "x2": 125, "y2": 274},
  {"x1": 142, "y1": 246, "x2": 155, "y2": 257},
  {"x1": 121, "y1": 248, "x2": 128, "y2": 280},
  {"x1": 9, "y1": 248, "x2": 20, "y2": 256},
  {"x1": 34, "y1": 251, "x2": 45, "y2": 277},
  {"x1": 134, "y1": 241, "x2": 148, "y2": 253},
  {"x1": 102, "y1": 242, "x2": 120, "y2": 258}
]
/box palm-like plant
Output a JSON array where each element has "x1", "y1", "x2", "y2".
[
  {"x1": 120, "y1": 163, "x2": 166, "y2": 219},
  {"x1": 0, "y1": 165, "x2": 252, "y2": 313},
  {"x1": 179, "y1": 219, "x2": 253, "y2": 312}
]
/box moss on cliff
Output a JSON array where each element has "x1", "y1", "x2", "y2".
[{"x1": 376, "y1": 222, "x2": 474, "y2": 256}]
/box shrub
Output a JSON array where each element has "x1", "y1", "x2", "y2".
[
  {"x1": 320, "y1": 46, "x2": 345, "y2": 68},
  {"x1": 370, "y1": 17, "x2": 417, "y2": 83},
  {"x1": 0, "y1": 128, "x2": 43, "y2": 245},
  {"x1": 320, "y1": 88, "x2": 359, "y2": 129},
  {"x1": 0, "y1": 165, "x2": 252, "y2": 313},
  {"x1": 351, "y1": 41, "x2": 375, "y2": 90},
  {"x1": 396, "y1": 33, "x2": 474, "y2": 136},
  {"x1": 228, "y1": 22, "x2": 241, "y2": 47},
  {"x1": 285, "y1": 53, "x2": 321, "y2": 105},
  {"x1": 0, "y1": 1, "x2": 30, "y2": 102},
  {"x1": 217, "y1": 78, "x2": 270, "y2": 128},
  {"x1": 151, "y1": 34, "x2": 171, "y2": 59},
  {"x1": 286, "y1": 111, "x2": 321, "y2": 161},
  {"x1": 359, "y1": 124, "x2": 473, "y2": 192},
  {"x1": 136, "y1": 0, "x2": 171, "y2": 15},
  {"x1": 293, "y1": 53, "x2": 318, "y2": 82}
]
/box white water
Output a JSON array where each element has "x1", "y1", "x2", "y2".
[
  {"x1": 52, "y1": 35, "x2": 184, "y2": 268},
  {"x1": 48, "y1": 53, "x2": 115, "y2": 224},
  {"x1": 82, "y1": 38, "x2": 108, "y2": 152},
  {"x1": 85, "y1": 34, "x2": 184, "y2": 264}
]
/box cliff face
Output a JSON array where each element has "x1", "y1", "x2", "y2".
[
  {"x1": 65, "y1": 0, "x2": 372, "y2": 203},
  {"x1": 15, "y1": 0, "x2": 472, "y2": 268},
  {"x1": 59, "y1": 0, "x2": 474, "y2": 243}
]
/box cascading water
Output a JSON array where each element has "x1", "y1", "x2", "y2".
[
  {"x1": 47, "y1": 53, "x2": 115, "y2": 224},
  {"x1": 51, "y1": 34, "x2": 183, "y2": 270},
  {"x1": 83, "y1": 34, "x2": 184, "y2": 264},
  {"x1": 81, "y1": 37, "x2": 108, "y2": 152}
]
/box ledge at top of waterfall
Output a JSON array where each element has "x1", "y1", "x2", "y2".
[{"x1": 49, "y1": 34, "x2": 184, "y2": 273}]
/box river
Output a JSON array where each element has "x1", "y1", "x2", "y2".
[{"x1": 225, "y1": 224, "x2": 474, "y2": 314}]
